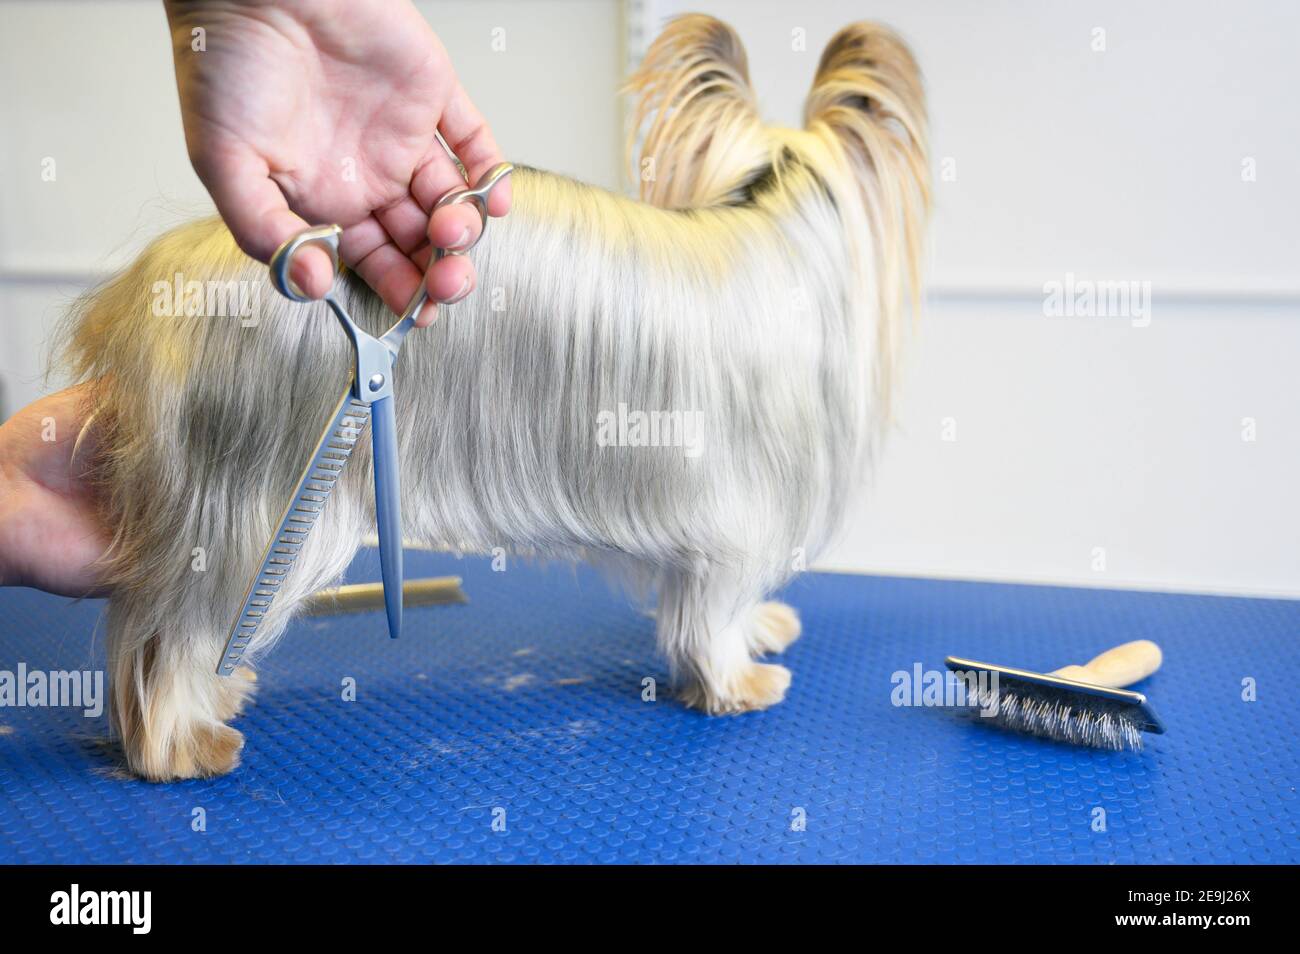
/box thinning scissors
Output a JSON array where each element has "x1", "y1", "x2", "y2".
[{"x1": 217, "y1": 162, "x2": 514, "y2": 676}]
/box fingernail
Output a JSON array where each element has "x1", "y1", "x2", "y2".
[
  {"x1": 445, "y1": 275, "x2": 472, "y2": 304},
  {"x1": 448, "y1": 226, "x2": 472, "y2": 251}
]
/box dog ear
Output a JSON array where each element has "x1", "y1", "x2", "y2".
[
  {"x1": 804, "y1": 21, "x2": 930, "y2": 290},
  {"x1": 805, "y1": 23, "x2": 931, "y2": 412},
  {"x1": 624, "y1": 14, "x2": 772, "y2": 209},
  {"x1": 805, "y1": 22, "x2": 928, "y2": 163}
]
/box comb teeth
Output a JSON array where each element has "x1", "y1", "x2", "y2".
[{"x1": 969, "y1": 683, "x2": 1145, "y2": 751}]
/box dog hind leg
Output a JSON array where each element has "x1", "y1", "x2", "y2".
[
  {"x1": 657, "y1": 570, "x2": 792, "y2": 714},
  {"x1": 107, "y1": 598, "x2": 256, "y2": 781},
  {"x1": 107, "y1": 503, "x2": 364, "y2": 781}
]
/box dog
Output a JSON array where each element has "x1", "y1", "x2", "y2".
[{"x1": 56, "y1": 15, "x2": 929, "y2": 780}]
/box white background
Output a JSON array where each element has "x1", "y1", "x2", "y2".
[{"x1": 1, "y1": 0, "x2": 1296, "y2": 596}]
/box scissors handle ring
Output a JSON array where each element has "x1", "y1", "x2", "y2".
[
  {"x1": 384, "y1": 162, "x2": 514, "y2": 339},
  {"x1": 431, "y1": 162, "x2": 514, "y2": 262},
  {"x1": 269, "y1": 224, "x2": 343, "y2": 303},
  {"x1": 267, "y1": 163, "x2": 512, "y2": 308}
]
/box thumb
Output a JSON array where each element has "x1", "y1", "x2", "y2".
[{"x1": 196, "y1": 147, "x2": 334, "y2": 299}]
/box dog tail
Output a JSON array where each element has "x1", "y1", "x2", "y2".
[
  {"x1": 804, "y1": 22, "x2": 931, "y2": 416},
  {"x1": 624, "y1": 14, "x2": 774, "y2": 208}
]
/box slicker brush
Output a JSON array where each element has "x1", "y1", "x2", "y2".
[{"x1": 945, "y1": 640, "x2": 1165, "y2": 751}]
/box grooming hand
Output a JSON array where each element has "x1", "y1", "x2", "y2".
[
  {"x1": 163, "y1": 0, "x2": 511, "y2": 323},
  {"x1": 0, "y1": 386, "x2": 109, "y2": 596}
]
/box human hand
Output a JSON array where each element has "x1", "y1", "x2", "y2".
[
  {"x1": 163, "y1": 0, "x2": 511, "y2": 324},
  {"x1": 0, "y1": 386, "x2": 109, "y2": 597}
]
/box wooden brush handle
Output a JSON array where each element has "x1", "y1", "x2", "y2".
[
  {"x1": 1051, "y1": 640, "x2": 1163, "y2": 688},
  {"x1": 301, "y1": 577, "x2": 467, "y2": 615}
]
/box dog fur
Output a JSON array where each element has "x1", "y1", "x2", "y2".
[{"x1": 56, "y1": 16, "x2": 929, "y2": 780}]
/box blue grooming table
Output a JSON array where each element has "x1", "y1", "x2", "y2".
[{"x1": 0, "y1": 550, "x2": 1296, "y2": 864}]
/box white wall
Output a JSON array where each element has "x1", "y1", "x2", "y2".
[
  {"x1": 0, "y1": 0, "x2": 626, "y2": 408},
  {"x1": 641, "y1": 0, "x2": 1300, "y2": 597},
  {"x1": 2, "y1": 1, "x2": 1296, "y2": 596}
]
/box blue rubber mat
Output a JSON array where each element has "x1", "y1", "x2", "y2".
[{"x1": 0, "y1": 550, "x2": 1296, "y2": 864}]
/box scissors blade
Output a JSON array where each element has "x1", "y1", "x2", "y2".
[
  {"x1": 217, "y1": 381, "x2": 371, "y2": 675},
  {"x1": 369, "y1": 393, "x2": 403, "y2": 639}
]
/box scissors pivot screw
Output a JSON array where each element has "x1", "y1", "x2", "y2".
[{"x1": 368, "y1": 373, "x2": 386, "y2": 392}]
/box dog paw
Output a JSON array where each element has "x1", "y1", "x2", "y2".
[
  {"x1": 747, "y1": 601, "x2": 802, "y2": 655},
  {"x1": 681, "y1": 662, "x2": 792, "y2": 714},
  {"x1": 130, "y1": 723, "x2": 245, "y2": 782}
]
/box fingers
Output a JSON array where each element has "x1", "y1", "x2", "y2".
[
  {"x1": 373, "y1": 195, "x2": 481, "y2": 259},
  {"x1": 368, "y1": 157, "x2": 488, "y2": 320},
  {"x1": 427, "y1": 202, "x2": 483, "y2": 252},
  {"x1": 410, "y1": 142, "x2": 475, "y2": 223},
  {"x1": 438, "y1": 80, "x2": 512, "y2": 216},
  {"x1": 337, "y1": 75, "x2": 510, "y2": 317},
  {"x1": 0, "y1": 386, "x2": 111, "y2": 596},
  {"x1": 339, "y1": 217, "x2": 424, "y2": 314},
  {"x1": 407, "y1": 79, "x2": 510, "y2": 322},
  {"x1": 404, "y1": 148, "x2": 482, "y2": 319},
  {"x1": 197, "y1": 147, "x2": 335, "y2": 299},
  {"x1": 422, "y1": 256, "x2": 475, "y2": 326},
  {"x1": 375, "y1": 195, "x2": 481, "y2": 322},
  {"x1": 339, "y1": 213, "x2": 476, "y2": 318},
  {"x1": 414, "y1": 197, "x2": 479, "y2": 324}
]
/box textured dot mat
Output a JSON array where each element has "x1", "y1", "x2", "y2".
[{"x1": 1, "y1": 550, "x2": 1296, "y2": 863}]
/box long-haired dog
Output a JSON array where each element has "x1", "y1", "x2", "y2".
[{"x1": 56, "y1": 16, "x2": 929, "y2": 780}]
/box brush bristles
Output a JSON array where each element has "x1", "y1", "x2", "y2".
[{"x1": 969, "y1": 684, "x2": 1145, "y2": 751}]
